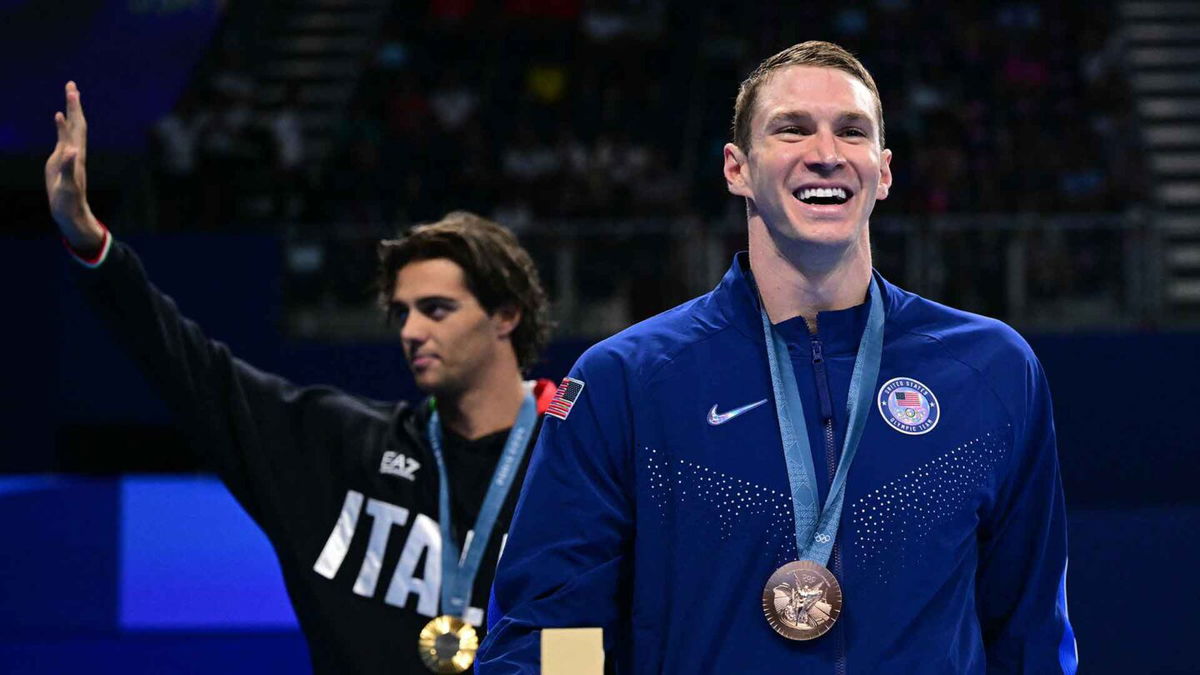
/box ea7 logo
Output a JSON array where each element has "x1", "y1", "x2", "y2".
[{"x1": 379, "y1": 452, "x2": 421, "y2": 481}]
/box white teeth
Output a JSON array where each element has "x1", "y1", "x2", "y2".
[{"x1": 798, "y1": 187, "x2": 848, "y2": 201}]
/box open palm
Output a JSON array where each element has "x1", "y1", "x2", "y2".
[{"x1": 45, "y1": 81, "x2": 103, "y2": 250}]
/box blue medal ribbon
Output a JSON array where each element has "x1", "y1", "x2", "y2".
[
  {"x1": 760, "y1": 277, "x2": 885, "y2": 566},
  {"x1": 427, "y1": 390, "x2": 537, "y2": 620}
]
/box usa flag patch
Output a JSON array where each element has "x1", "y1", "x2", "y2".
[{"x1": 546, "y1": 377, "x2": 585, "y2": 420}]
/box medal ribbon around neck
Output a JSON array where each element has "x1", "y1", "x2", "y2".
[
  {"x1": 427, "y1": 390, "x2": 537, "y2": 620},
  {"x1": 759, "y1": 277, "x2": 884, "y2": 566}
]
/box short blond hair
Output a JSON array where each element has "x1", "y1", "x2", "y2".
[{"x1": 731, "y1": 40, "x2": 885, "y2": 151}]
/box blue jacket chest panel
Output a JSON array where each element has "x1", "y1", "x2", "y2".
[{"x1": 634, "y1": 328, "x2": 1009, "y2": 585}]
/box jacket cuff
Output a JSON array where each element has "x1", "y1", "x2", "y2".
[{"x1": 63, "y1": 223, "x2": 112, "y2": 268}]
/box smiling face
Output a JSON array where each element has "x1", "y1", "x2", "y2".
[
  {"x1": 724, "y1": 65, "x2": 892, "y2": 253},
  {"x1": 389, "y1": 258, "x2": 518, "y2": 397}
]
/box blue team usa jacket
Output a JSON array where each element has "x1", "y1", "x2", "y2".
[{"x1": 480, "y1": 255, "x2": 1076, "y2": 674}]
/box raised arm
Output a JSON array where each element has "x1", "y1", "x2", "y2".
[{"x1": 42, "y1": 81, "x2": 370, "y2": 530}]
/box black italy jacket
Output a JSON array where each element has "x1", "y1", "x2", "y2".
[{"x1": 74, "y1": 240, "x2": 549, "y2": 674}]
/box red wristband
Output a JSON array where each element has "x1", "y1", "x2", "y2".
[{"x1": 63, "y1": 222, "x2": 112, "y2": 268}]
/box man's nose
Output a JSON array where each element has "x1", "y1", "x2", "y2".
[
  {"x1": 804, "y1": 130, "x2": 844, "y2": 173},
  {"x1": 399, "y1": 314, "x2": 427, "y2": 344}
]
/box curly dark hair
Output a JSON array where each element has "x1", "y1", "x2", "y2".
[{"x1": 377, "y1": 211, "x2": 551, "y2": 372}]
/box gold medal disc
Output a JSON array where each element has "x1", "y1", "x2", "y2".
[
  {"x1": 762, "y1": 560, "x2": 843, "y2": 641},
  {"x1": 418, "y1": 615, "x2": 479, "y2": 673}
]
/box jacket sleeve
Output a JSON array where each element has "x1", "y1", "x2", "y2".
[
  {"x1": 70, "y1": 239, "x2": 374, "y2": 531},
  {"x1": 976, "y1": 355, "x2": 1077, "y2": 674},
  {"x1": 477, "y1": 345, "x2": 637, "y2": 673}
]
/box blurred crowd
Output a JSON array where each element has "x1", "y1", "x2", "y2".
[
  {"x1": 149, "y1": 43, "x2": 307, "y2": 231},
  {"x1": 327, "y1": 1, "x2": 1139, "y2": 227},
  {"x1": 143, "y1": 0, "x2": 1143, "y2": 331},
  {"x1": 150, "y1": 0, "x2": 1140, "y2": 231}
]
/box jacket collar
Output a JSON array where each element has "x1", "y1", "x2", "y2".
[
  {"x1": 713, "y1": 252, "x2": 899, "y2": 355},
  {"x1": 395, "y1": 378, "x2": 557, "y2": 449}
]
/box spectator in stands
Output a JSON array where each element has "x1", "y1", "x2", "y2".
[
  {"x1": 265, "y1": 83, "x2": 307, "y2": 221},
  {"x1": 150, "y1": 91, "x2": 204, "y2": 230}
]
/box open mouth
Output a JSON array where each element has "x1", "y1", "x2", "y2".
[{"x1": 794, "y1": 186, "x2": 853, "y2": 206}]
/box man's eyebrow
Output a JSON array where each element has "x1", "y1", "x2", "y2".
[
  {"x1": 414, "y1": 295, "x2": 459, "y2": 305},
  {"x1": 764, "y1": 110, "x2": 874, "y2": 128},
  {"x1": 388, "y1": 295, "x2": 458, "y2": 307},
  {"x1": 764, "y1": 110, "x2": 812, "y2": 126},
  {"x1": 837, "y1": 111, "x2": 873, "y2": 126}
]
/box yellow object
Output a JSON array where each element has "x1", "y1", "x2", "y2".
[
  {"x1": 541, "y1": 627, "x2": 604, "y2": 675},
  {"x1": 526, "y1": 65, "x2": 567, "y2": 103},
  {"x1": 417, "y1": 615, "x2": 477, "y2": 673}
]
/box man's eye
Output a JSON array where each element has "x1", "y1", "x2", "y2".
[
  {"x1": 420, "y1": 303, "x2": 453, "y2": 320},
  {"x1": 841, "y1": 128, "x2": 867, "y2": 137}
]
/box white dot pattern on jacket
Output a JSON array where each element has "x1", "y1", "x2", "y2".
[
  {"x1": 849, "y1": 427, "x2": 1010, "y2": 584},
  {"x1": 645, "y1": 428, "x2": 1010, "y2": 575},
  {"x1": 646, "y1": 447, "x2": 795, "y2": 563}
]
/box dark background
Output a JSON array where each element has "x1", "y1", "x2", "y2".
[{"x1": 2, "y1": 0, "x2": 1198, "y2": 672}]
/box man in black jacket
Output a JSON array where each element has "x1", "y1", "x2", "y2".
[{"x1": 46, "y1": 81, "x2": 559, "y2": 674}]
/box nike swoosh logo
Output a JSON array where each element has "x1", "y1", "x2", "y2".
[{"x1": 707, "y1": 398, "x2": 769, "y2": 426}]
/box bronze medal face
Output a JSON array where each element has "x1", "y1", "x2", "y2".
[
  {"x1": 762, "y1": 560, "x2": 843, "y2": 641},
  {"x1": 418, "y1": 615, "x2": 479, "y2": 673}
]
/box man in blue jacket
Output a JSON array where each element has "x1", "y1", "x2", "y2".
[{"x1": 479, "y1": 41, "x2": 1077, "y2": 673}]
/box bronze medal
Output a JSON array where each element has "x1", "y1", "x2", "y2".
[
  {"x1": 418, "y1": 615, "x2": 479, "y2": 673},
  {"x1": 762, "y1": 560, "x2": 843, "y2": 641}
]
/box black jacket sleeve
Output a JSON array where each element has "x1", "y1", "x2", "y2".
[{"x1": 71, "y1": 239, "x2": 396, "y2": 536}]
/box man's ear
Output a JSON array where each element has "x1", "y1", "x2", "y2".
[
  {"x1": 876, "y1": 147, "x2": 893, "y2": 201},
  {"x1": 723, "y1": 142, "x2": 753, "y2": 198},
  {"x1": 492, "y1": 304, "x2": 522, "y2": 340}
]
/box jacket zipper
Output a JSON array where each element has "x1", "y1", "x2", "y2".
[{"x1": 810, "y1": 334, "x2": 848, "y2": 675}]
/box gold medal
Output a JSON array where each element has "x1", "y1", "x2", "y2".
[
  {"x1": 762, "y1": 560, "x2": 843, "y2": 641},
  {"x1": 418, "y1": 615, "x2": 479, "y2": 673}
]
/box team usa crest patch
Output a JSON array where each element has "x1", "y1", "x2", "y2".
[
  {"x1": 877, "y1": 377, "x2": 939, "y2": 435},
  {"x1": 547, "y1": 377, "x2": 585, "y2": 420}
]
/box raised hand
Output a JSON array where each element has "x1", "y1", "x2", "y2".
[{"x1": 45, "y1": 81, "x2": 105, "y2": 253}]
